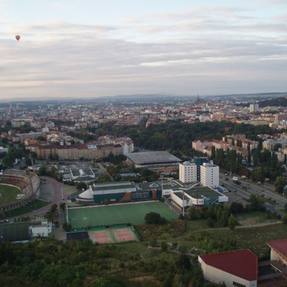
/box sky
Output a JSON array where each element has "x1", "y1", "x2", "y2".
[{"x1": 0, "y1": 0, "x2": 287, "y2": 100}]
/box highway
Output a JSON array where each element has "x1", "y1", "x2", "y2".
[{"x1": 220, "y1": 173, "x2": 287, "y2": 216}]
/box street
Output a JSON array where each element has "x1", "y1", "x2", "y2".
[{"x1": 220, "y1": 173, "x2": 287, "y2": 216}]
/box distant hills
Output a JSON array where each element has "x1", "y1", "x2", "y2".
[{"x1": 259, "y1": 97, "x2": 287, "y2": 107}]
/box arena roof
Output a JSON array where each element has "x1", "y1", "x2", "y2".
[
  {"x1": 200, "y1": 249, "x2": 258, "y2": 281},
  {"x1": 127, "y1": 151, "x2": 181, "y2": 165}
]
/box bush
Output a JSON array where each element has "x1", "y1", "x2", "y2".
[{"x1": 145, "y1": 212, "x2": 167, "y2": 225}]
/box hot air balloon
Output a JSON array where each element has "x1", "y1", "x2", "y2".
[{"x1": 15, "y1": 35, "x2": 21, "y2": 41}]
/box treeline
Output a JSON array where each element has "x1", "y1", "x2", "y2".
[
  {"x1": 251, "y1": 148, "x2": 284, "y2": 182},
  {"x1": 259, "y1": 97, "x2": 287, "y2": 108},
  {"x1": 86, "y1": 121, "x2": 274, "y2": 156},
  {"x1": 211, "y1": 148, "x2": 244, "y2": 174},
  {"x1": 188, "y1": 195, "x2": 271, "y2": 229},
  {"x1": 0, "y1": 239, "x2": 222, "y2": 287},
  {"x1": 212, "y1": 144, "x2": 283, "y2": 182}
]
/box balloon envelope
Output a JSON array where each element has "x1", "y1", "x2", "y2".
[{"x1": 15, "y1": 35, "x2": 20, "y2": 41}]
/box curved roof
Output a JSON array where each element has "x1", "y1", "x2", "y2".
[{"x1": 78, "y1": 188, "x2": 94, "y2": 200}]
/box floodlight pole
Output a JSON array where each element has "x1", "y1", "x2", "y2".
[{"x1": 182, "y1": 189, "x2": 185, "y2": 217}]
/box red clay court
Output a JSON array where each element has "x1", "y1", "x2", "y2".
[{"x1": 88, "y1": 225, "x2": 139, "y2": 244}]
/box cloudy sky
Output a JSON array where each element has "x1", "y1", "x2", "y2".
[{"x1": 0, "y1": 0, "x2": 287, "y2": 100}]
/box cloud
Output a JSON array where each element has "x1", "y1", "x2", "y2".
[{"x1": 0, "y1": 3, "x2": 287, "y2": 99}]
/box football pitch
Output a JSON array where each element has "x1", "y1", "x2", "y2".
[
  {"x1": 67, "y1": 201, "x2": 177, "y2": 229},
  {"x1": 0, "y1": 184, "x2": 20, "y2": 205}
]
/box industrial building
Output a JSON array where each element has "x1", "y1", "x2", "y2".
[{"x1": 199, "y1": 250, "x2": 258, "y2": 287}]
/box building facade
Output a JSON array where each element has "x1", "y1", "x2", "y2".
[
  {"x1": 199, "y1": 250, "x2": 258, "y2": 287},
  {"x1": 179, "y1": 161, "x2": 197, "y2": 183},
  {"x1": 200, "y1": 162, "x2": 219, "y2": 188}
]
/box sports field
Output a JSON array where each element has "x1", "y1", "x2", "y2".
[
  {"x1": 88, "y1": 225, "x2": 139, "y2": 244},
  {"x1": 68, "y1": 201, "x2": 177, "y2": 229},
  {"x1": 0, "y1": 184, "x2": 21, "y2": 205}
]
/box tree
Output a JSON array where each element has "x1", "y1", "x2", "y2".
[
  {"x1": 228, "y1": 214, "x2": 238, "y2": 230},
  {"x1": 38, "y1": 165, "x2": 48, "y2": 176},
  {"x1": 176, "y1": 254, "x2": 191, "y2": 270},
  {"x1": 275, "y1": 176, "x2": 286, "y2": 194},
  {"x1": 161, "y1": 241, "x2": 168, "y2": 252},
  {"x1": 144, "y1": 212, "x2": 167, "y2": 224},
  {"x1": 230, "y1": 202, "x2": 244, "y2": 214},
  {"x1": 248, "y1": 194, "x2": 265, "y2": 211},
  {"x1": 281, "y1": 212, "x2": 287, "y2": 225}
]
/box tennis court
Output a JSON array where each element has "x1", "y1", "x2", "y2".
[
  {"x1": 88, "y1": 225, "x2": 139, "y2": 244},
  {"x1": 68, "y1": 201, "x2": 177, "y2": 229}
]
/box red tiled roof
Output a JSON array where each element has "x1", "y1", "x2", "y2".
[
  {"x1": 268, "y1": 239, "x2": 287, "y2": 257},
  {"x1": 200, "y1": 249, "x2": 258, "y2": 281}
]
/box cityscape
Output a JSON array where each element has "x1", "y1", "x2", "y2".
[{"x1": 1, "y1": 1, "x2": 287, "y2": 287}]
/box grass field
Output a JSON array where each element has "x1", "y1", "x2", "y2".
[
  {"x1": 0, "y1": 184, "x2": 20, "y2": 205},
  {"x1": 68, "y1": 201, "x2": 177, "y2": 229},
  {"x1": 4, "y1": 200, "x2": 48, "y2": 218}
]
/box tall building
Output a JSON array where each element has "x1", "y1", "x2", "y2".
[
  {"x1": 200, "y1": 162, "x2": 219, "y2": 188},
  {"x1": 179, "y1": 161, "x2": 197, "y2": 183},
  {"x1": 194, "y1": 157, "x2": 209, "y2": 181},
  {"x1": 249, "y1": 103, "x2": 259, "y2": 113}
]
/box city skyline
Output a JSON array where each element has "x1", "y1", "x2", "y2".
[{"x1": 1, "y1": 0, "x2": 287, "y2": 100}]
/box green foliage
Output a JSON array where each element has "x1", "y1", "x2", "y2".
[
  {"x1": 86, "y1": 121, "x2": 274, "y2": 157},
  {"x1": 283, "y1": 214, "x2": 287, "y2": 224},
  {"x1": 38, "y1": 165, "x2": 59, "y2": 180},
  {"x1": 275, "y1": 176, "x2": 286, "y2": 194},
  {"x1": 212, "y1": 149, "x2": 243, "y2": 174},
  {"x1": 76, "y1": 182, "x2": 88, "y2": 191},
  {"x1": 103, "y1": 153, "x2": 127, "y2": 165},
  {"x1": 247, "y1": 194, "x2": 265, "y2": 212},
  {"x1": 91, "y1": 277, "x2": 127, "y2": 287},
  {"x1": 145, "y1": 212, "x2": 167, "y2": 225},
  {"x1": 251, "y1": 149, "x2": 283, "y2": 182},
  {"x1": 1, "y1": 144, "x2": 28, "y2": 169},
  {"x1": 228, "y1": 214, "x2": 238, "y2": 231},
  {"x1": 188, "y1": 205, "x2": 231, "y2": 228},
  {"x1": 229, "y1": 202, "x2": 244, "y2": 214}
]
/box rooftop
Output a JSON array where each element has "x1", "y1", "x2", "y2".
[
  {"x1": 200, "y1": 249, "x2": 258, "y2": 281},
  {"x1": 185, "y1": 186, "x2": 219, "y2": 200},
  {"x1": 127, "y1": 151, "x2": 181, "y2": 165},
  {"x1": 268, "y1": 239, "x2": 287, "y2": 257}
]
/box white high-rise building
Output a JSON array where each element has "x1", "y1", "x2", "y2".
[
  {"x1": 200, "y1": 162, "x2": 219, "y2": 187},
  {"x1": 249, "y1": 103, "x2": 259, "y2": 113},
  {"x1": 179, "y1": 161, "x2": 197, "y2": 183}
]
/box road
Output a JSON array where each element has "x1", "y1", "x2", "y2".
[
  {"x1": 220, "y1": 173, "x2": 287, "y2": 216},
  {"x1": 22, "y1": 176, "x2": 66, "y2": 218}
]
